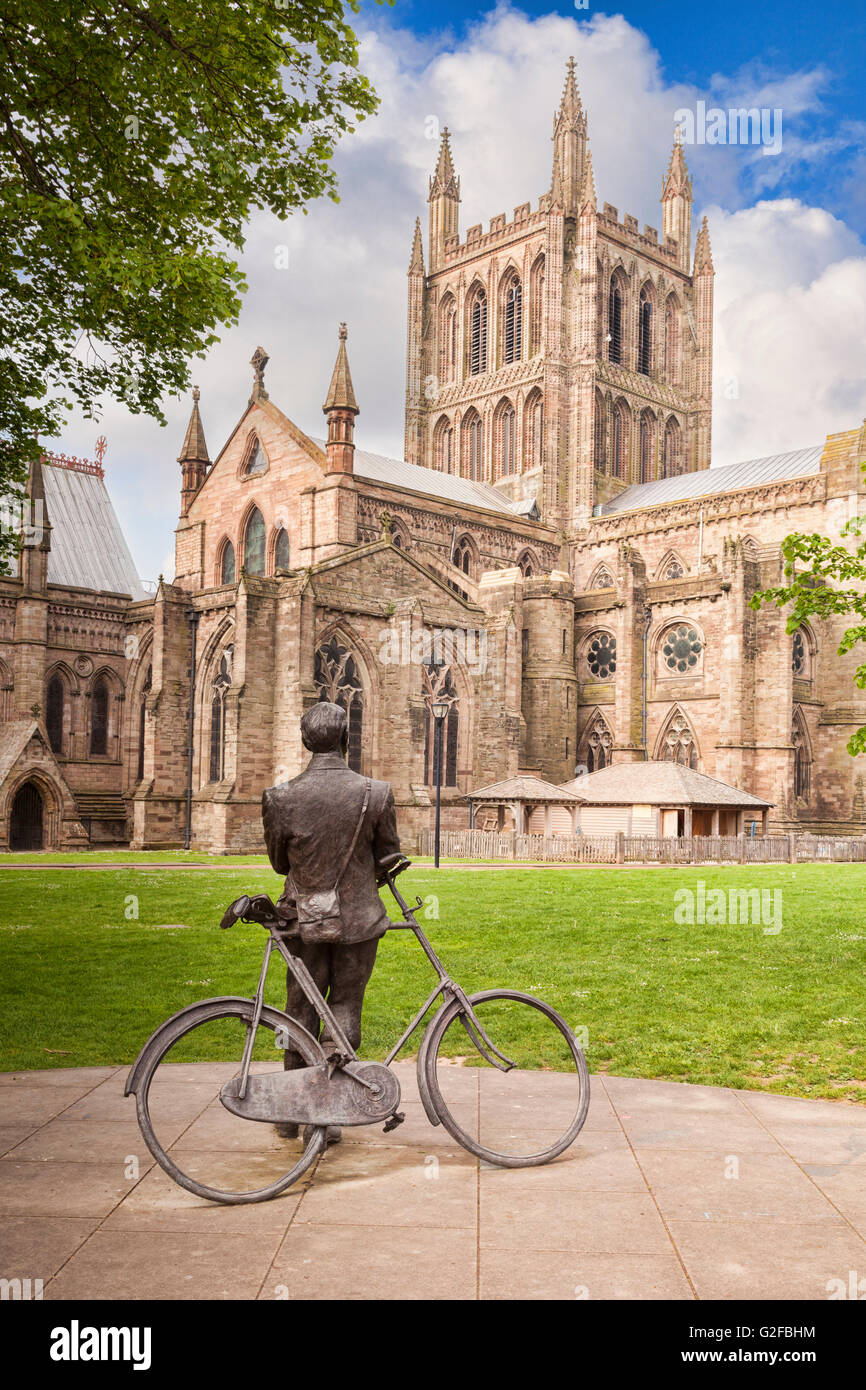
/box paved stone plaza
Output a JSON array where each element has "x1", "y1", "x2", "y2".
[{"x1": 1, "y1": 1061, "x2": 864, "y2": 1300}]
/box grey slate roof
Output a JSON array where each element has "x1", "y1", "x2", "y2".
[
  {"x1": 42, "y1": 464, "x2": 147, "y2": 599},
  {"x1": 310, "y1": 438, "x2": 535, "y2": 520},
  {"x1": 468, "y1": 774, "x2": 583, "y2": 803},
  {"x1": 601, "y1": 446, "x2": 823, "y2": 516},
  {"x1": 560, "y1": 761, "x2": 772, "y2": 807}
]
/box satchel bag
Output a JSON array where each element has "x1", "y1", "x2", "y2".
[{"x1": 288, "y1": 779, "x2": 371, "y2": 944}]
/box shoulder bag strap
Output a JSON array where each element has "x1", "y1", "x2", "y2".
[{"x1": 333, "y1": 778, "x2": 371, "y2": 892}]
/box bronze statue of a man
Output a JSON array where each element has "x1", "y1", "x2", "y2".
[{"x1": 261, "y1": 701, "x2": 402, "y2": 1142}]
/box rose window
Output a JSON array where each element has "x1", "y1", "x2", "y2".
[
  {"x1": 662, "y1": 624, "x2": 702, "y2": 673},
  {"x1": 587, "y1": 633, "x2": 617, "y2": 679}
]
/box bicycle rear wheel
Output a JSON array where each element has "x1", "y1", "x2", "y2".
[
  {"x1": 133, "y1": 999, "x2": 327, "y2": 1204},
  {"x1": 422, "y1": 989, "x2": 589, "y2": 1167}
]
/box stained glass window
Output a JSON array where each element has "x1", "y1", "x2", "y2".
[
  {"x1": 314, "y1": 636, "x2": 364, "y2": 773},
  {"x1": 587, "y1": 632, "x2": 617, "y2": 680},
  {"x1": 274, "y1": 528, "x2": 290, "y2": 571},
  {"x1": 90, "y1": 678, "x2": 108, "y2": 755},
  {"x1": 662, "y1": 624, "x2": 702, "y2": 673},
  {"x1": 243, "y1": 508, "x2": 266, "y2": 575},
  {"x1": 220, "y1": 540, "x2": 235, "y2": 585},
  {"x1": 46, "y1": 675, "x2": 64, "y2": 753}
]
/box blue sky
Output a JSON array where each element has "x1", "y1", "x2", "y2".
[{"x1": 53, "y1": 2, "x2": 866, "y2": 583}]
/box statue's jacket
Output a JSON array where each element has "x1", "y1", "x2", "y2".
[{"x1": 262, "y1": 751, "x2": 402, "y2": 945}]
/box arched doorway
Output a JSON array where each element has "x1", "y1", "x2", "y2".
[{"x1": 10, "y1": 782, "x2": 43, "y2": 851}]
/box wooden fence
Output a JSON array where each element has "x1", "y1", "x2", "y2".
[{"x1": 417, "y1": 828, "x2": 866, "y2": 865}]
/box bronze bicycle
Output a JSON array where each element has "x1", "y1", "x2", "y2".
[{"x1": 126, "y1": 857, "x2": 590, "y2": 1204}]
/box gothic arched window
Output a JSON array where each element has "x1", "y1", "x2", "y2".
[
  {"x1": 585, "y1": 632, "x2": 617, "y2": 680},
  {"x1": 638, "y1": 285, "x2": 653, "y2": 375},
  {"x1": 660, "y1": 623, "x2": 703, "y2": 674},
  {"x1": 433, "y1": 416, "x2": 454, "y2": 473},
  {"x1": 613, "y1": 401, "x2": 629, "y2": 480},
  {"x1": 452, "y1": 535, "x2": 475, "y2": 578},
  {"x1": 591, "y1": 565, "x2": 615, "y2": 590},
  {"x1": 314, "y1": 636, "x2": 364, "y2": 773},
  {"x1": 497, "y1": 400, "x2": 516, "y2": 477},
  {"x1": 242, "y1": 436, "x2": 267, "y2": 477},
  {"x1": 525, "y1": 390, "x2": 543, "y2": 471},
  {"x1": 137, "y1": 665, "x2": 152, "y2": 781},
  {"x1": 583, "y1": 713, "x2": 612, "y2": 773},
  {"x1": 423, "y1": 663, "x2": 459, "y2": 787},
  {"x1": 503, "y1": 275, "x2": 522, "y2": 364},
  {"x1": 639, "y1": 410, "x2": 656, "y2": 484},
  {"x1": 663, "y1": 418, "x2": 682, "y2": 478},
  {"x1": 243, "y1": 508, "x2": 266, "y2": 575},
  {"x1": 439, "y1": 294, "x2": 457, "y2": 384},
  {"x1": 793, "y1": 709, "x2": 811, "y2": 800},
  {"x1": 220, "y1": 539, "x2": 235, "y2": 586},
  {"x1": 469, "y1": 287, "x2": 487, "y2": 375},
  {"x1": 594, "y1": 391, "x2": 607, "y2": 472},
  {"x1": 665, "y1": 295, "x2": 680, "y2": 384},
  {"x1": 530, "y1": 256, "x2": 545, "y2": 356},
  {"x1": 46, "y1": 674, "x2": 64, "y2": 754},
  {"x1": 518, "y1": 550, "x2": 536, "y2": 578},
  {"x1": 608, "y1": 277, "x2": 624, "y2": 364},
  {"x1": 209, "y1": 649, "x2": 232, "y2": 782},
  {"x1": 90, "y1": 677, "x2": 108, "y2": 755},
  {"x1": 274, "y1": 528, "x2": 291, "y2": 571},
  {"x1": 462, "y1": 412, "x2": 483, "y2": 481},
  {"x1": 792, "y1": 629, "x2": 808, "y2": 677},
  {"x1": 659, "y1": 709, "x2": 699, "y2": 768}
]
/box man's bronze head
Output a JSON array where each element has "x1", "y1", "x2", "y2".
[{"x1": 301, "y1": 701, "x2": 349, "y2": 756}]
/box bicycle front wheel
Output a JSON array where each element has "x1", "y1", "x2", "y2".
[
  {"x1": 422, "y1": 989, "x2": 590, "y2": 1167},
  {"x1": 134, "y1": 999, "x2": 327, "y2": 1204}
]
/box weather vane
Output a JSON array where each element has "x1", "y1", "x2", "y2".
[{"x1": 95, "y1": 435, "x2": 107, "y2": 466}]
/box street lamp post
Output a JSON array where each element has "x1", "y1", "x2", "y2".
[{"x1": 431, "y1": 695, "x2": 451, "y2": 868}]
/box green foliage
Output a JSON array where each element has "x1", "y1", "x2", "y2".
[
  {"x1": 750, "y1": 507, "x2": 866, "y2": 755},
  {"x1": 0, "y1": 0, "x2": 383, "y2": 569}
]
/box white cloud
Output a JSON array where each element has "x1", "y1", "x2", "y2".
[{"x1": 48, "y1": 5, "x2": 865, "y2": 581}]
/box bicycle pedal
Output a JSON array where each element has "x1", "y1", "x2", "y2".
[{"x1": 383, "y1": 1112, "x2": 405, "y2": 1133}]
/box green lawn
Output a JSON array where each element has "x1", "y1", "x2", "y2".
[{"x1": 0, "y1": 862, "x2": 863, "y2": 1101}]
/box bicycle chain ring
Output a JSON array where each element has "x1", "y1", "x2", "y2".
[{"x1": 348, "y1": 1063, "x2": 401, "y2": 1119}]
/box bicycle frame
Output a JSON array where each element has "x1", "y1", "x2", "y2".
[{"x1": 238, "y1": 869, "x2": 515, "y2": 1099}]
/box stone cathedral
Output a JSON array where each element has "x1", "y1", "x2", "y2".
[{"x1": 1, "y1": 59, "x2": 865, "y2": 852}]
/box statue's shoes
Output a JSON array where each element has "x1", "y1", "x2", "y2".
[{"x1": 274, "y1": 1122, "x2": 299, "y2": 1140}]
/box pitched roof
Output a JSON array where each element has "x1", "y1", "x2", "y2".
[
  {"x1": 0, "y1": 720, "x2": 44, "y2": 787},
  {"x1": 467, "y1": 774, "x2": 584, "y2": 803},
  {"x1": 42, "y1": 463, "x2": 147, "y2": 598},
  {"x1": 560, "y1": 761, "x2": 772, "y2": 807},
  {"x1": 601, "y1": 446, "x2": 823, "y2": 516},
  {"x1": 310, "y1": 438, "x2": 538, "y2": 520}
]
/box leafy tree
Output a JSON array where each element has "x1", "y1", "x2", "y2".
[
  {"x1": 751, "y1": 503, "x2": 866, "y2": 755},
  {"x1": 0, "y1": 0, "x2": 382, "y2": 569}
]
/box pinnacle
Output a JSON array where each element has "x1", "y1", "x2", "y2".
[
  {"x1": 694, "y1": 215, "x2": 714, "y2": 274},
  {"x1": 662, "y1": 126, "x2": 692, "y2": 199},
  {"x1": 579, "y1": 148, "x2": 596, "y2": 211},
  {"x1": 554, "y1": 54, "x2": 583, "y2": 130},
  {"x1": 178, "y1": 386, "x2": 210, "y2": 464},
  {"x1": 323, "y1": 322, "x2": 359, "y2": 415},
  {"x1": 409, "y1": 217, "x2": 425, "y2": 273}
]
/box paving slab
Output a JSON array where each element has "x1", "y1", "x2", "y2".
[{"x1": 0, "y1": 1062, "x2": 863, "y2": 1300}]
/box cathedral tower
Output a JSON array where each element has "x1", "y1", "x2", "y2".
[{"x1": 404, "y1": 59, "x2": 715, "y2": 534}]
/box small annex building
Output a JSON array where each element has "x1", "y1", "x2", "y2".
[{"x1": 560, "y1": 761, "x2": 772, "y2": 837}]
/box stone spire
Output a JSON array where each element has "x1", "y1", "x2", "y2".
[
  {"x1": 551, "y1": 56, "x2": 587, "y2": 219},
  {"x1": 408, "y1": 217, "x2": 425, "y2": 275},
  {"x1": 428, "y1": 126, "x2": 460, "y2": 272},
  {"x1": 249, "y1": 346, "x2": 269, "y2": 404},
  {"x1": 661, "y1": 126, "x2": 693, "y2": 272},
  {"x1": 693, "y1": 214, "x2": 714, "y2": 275},
  {"x1": 323, "y1": 323, "x2": 359, "y2": 474},
  {"x1": 178, "y1": 386, "x2": 210, "y2": 516}
]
